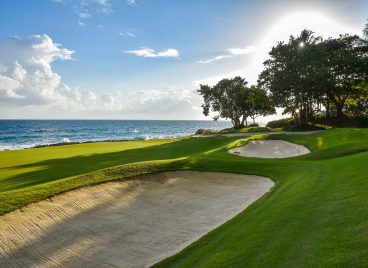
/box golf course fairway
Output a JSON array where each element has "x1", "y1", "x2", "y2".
[{"x1": 0, "y1": 128, "x2": 368, "y2": 267}]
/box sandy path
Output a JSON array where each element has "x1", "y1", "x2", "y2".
[
  {"x1": 0, "y1": 171, "x2": 273, "y2": 268},
  {"x1": 229, "y1": 140, "x2": 310, "y2": 158}
]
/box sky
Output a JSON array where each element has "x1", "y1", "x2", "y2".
[{"x1": 0, "y1": 0, "x2": 367, "y2": 120}]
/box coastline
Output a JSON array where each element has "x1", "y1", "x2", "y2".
[
  {"x1": 0, "y1": 130, "x2": 324, "y2": 152},
  {"x1": 0, "y1": 136, "x2": 181, "y2": 151},
  {"x1": 0, "y1": 120, "x2": 232, "y2": 151}
]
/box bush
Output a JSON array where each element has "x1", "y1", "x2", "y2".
[
  {"x1": 266, "y1": 118, "x2": 328, "y2": 131},
  {"x1": 195, "y1": 129, "x2": 211, "y2": 135},
  {"x1": 248, "y1": 123, "x2": 259, "y2": 127},
  {"x1": 286, "y1": 123, "x2": 327, "y2": 131},
  {"x1": 245, "y1": 127, "x2": 272, "y2": 133},
  {"x1": 313, "y1": 116, "x2": 368, "y2": 128},
  {"x1": 266, "y1": 118, "x2": 294, "y2": 128}
]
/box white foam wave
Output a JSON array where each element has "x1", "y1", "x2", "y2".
[{"x1": 61, "y1": 137, "x2": 71, "y2": 143}]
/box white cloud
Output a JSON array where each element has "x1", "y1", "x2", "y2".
[
  {"x1": 126, "y1": 32, "x2": 135, "y2": 37},
  {"x1": 157, "y1": 49, "x2": 179, "y2": 57},
  {"x1": 126, "y1": 47, "x2": 180, "y2": 58},
  {"x1": 192, "y1": 70, "x2": 245, "y2": 87},
  {"x1": 54, "y1": 0, "x2": 113, "y2": 25},
  {"x1": 198, "y1": 55, "x2": 231, "y2": 64},
  {"x1": 198, "y1": 46, "x2": 255, "y2": 64},
  {"x1": 0, "y1": 35, "x2": 76, "y2": 106},
  {"x1": 124, "y1": 88, "x2": 202, "y2": 119},
  {"x1": 119, "y1": 31, "x2": 135, "y2": 38},
  {"x1": 79, "y1": 11, "x2": 91, "y2": 19},
  {"x1": 95, "y1": 0, "x2": 109, "y2": 5},
  {"x1": 228, "y1": 46, "x2": 255, "y2": 55},
  {"x1": 90, "y1": 0, "x2": 112, "y2": 13},
  {"x1": 0, "y1": 34, "x2": 204, "y2": 119},
  {"x1": 126, "y1": 0, "x2": 135, "y2": 5}
]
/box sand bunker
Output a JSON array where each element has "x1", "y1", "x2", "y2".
[
  {"x1": 0, "y1": 171, "x2": 273, "y2": 268},
  {"x1": 229, "y1": 140, "x2": 310, "y2": 158}
]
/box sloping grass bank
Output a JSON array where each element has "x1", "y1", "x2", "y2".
[{"x1": 1, "y1": 128, "x2": 368, "y2": 267}]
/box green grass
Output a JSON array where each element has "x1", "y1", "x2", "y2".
[{"x1": 1, "y1": 128, "x2": 368, "y2": 267}]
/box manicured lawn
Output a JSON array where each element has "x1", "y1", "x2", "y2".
[{"x1": 0, "y1": 128, "x2": 367, "y2": 267}]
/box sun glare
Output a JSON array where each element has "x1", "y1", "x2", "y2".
[{"x1": 244, "y1": 11, "x2": 357, "y2": 84}]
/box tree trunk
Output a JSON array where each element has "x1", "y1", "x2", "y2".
[
  {"x1": 336, "y1": 102, "x2": 344, "y2": 118},
  {"x1": 241, "y1": 115, "x2": 247, "y2": 128},
  {"x1": 326, "y1": 100, "x2": 330, "y2": 118},
  {"x1": 298, "y1": 107, "x2": 307, "y2": 126},
  {"x1": 330, "y1": 95, "x2": 346, "y2": 119},
  {"x1": 232, "y1": 117, "x2": 242, "y2": 129}
]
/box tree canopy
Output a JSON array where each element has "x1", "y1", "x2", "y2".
[
  {"x1": 258, "y1": 29, "x2": 368, "y2": 125},
  {"x1": 198, "y1": 77, "x2": 274, "y2": 129}
]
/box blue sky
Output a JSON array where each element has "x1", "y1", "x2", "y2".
[{"x1": 0, "y1": 0, "x2": 367, "y2": 119}]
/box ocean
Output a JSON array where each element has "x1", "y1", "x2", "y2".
[{"x1": 0, "y1": 120, "x2": 232, "y2": 151}]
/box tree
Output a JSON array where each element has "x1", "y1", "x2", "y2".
[
  {"x1": 345, "y1": 86, "x2": 368, "y2": 117},
  {"x1": 258, "y1": 29, "x2": 322, "y2": 126},
  {"x1": 247, "y1": 86, "x2": 276, "y2": 124},
  {"x1": 198, "y1": 77, "x2": 250, "y2": 129},
  {"x1": 258, "y1": 29, "x2": 368, "y2": 123},
  {"x1": 320, "y1": 35, "x2": 368, "y2": 118}
]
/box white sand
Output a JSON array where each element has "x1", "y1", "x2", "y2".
[
  {"x1": 0, "y1": 171, "x2": 273, "y2": 268},
  {"x1": 229, "y1": 140, "x2": 310, "y2": 158}
]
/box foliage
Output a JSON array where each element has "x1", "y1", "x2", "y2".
[
  {"x1": 258, "y1": 29, "x2": 368, "y2": 125},
  {"x1": 320, "y1": 35, "x2": 368, "y2": 117},
  {"x1": 258, "y1": 30, "x2": 322, "y2": 126},
  {"x1": 197, "y1": 126, "x2": 273, "y2": 135},
  {"x1": 247, "y1": 86, "x2": 276, "y2": 124},
  {"x1": 198, "y1": 77, "x2": 250, "y2": 129},
  {"x1": 266, "y1": 118, "x2": 294, "y2": 128},
  {"x1": 198, "y1": 77, "x2": 275, "y2": 129},
  {"x1": 243, "y1": 126, "x2": 273, "y2": 132},
  {"x1": 313, "y1": 115, "x2": 368, "y2": 128}
]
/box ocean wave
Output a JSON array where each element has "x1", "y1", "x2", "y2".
[
  {"x1": 61, "y1": 137, "x2": 71, "y2": 143},
  {"x1": 0, "y1": 135, "x2": 185, "y2": 151},
  {"x1": 0, "y1": 143, "x2": 42, "y2": 151},
  {"x1": 0, "y1": 120, "x2": 232, "y2": 151}
]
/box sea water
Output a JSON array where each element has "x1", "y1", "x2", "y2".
[{"x1": 0, "y1": 120, "x2": 232, "y2": 151}]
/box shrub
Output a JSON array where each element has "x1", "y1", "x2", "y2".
[
  {"x1": 313, "y1": 116, "x2": 368, "y2": 128},
  {"x1": 245, "y1": 127, "x2": 273, "y2": 133},
  {"x1": 266, "y1": 118, "x2": 328, "y2": 131},
  {"x1": 195, "y1": 129, "x2": 210, "y2": 135},
  {"x1": 266, "y1": 118, "x2": 294, "y2": 128},
  {"x1": 248, "y1": 123, "x2": 259, "y2": 127},
  {"x1": 286, "y1": 123, "x2": 327, "y2": 131}
]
